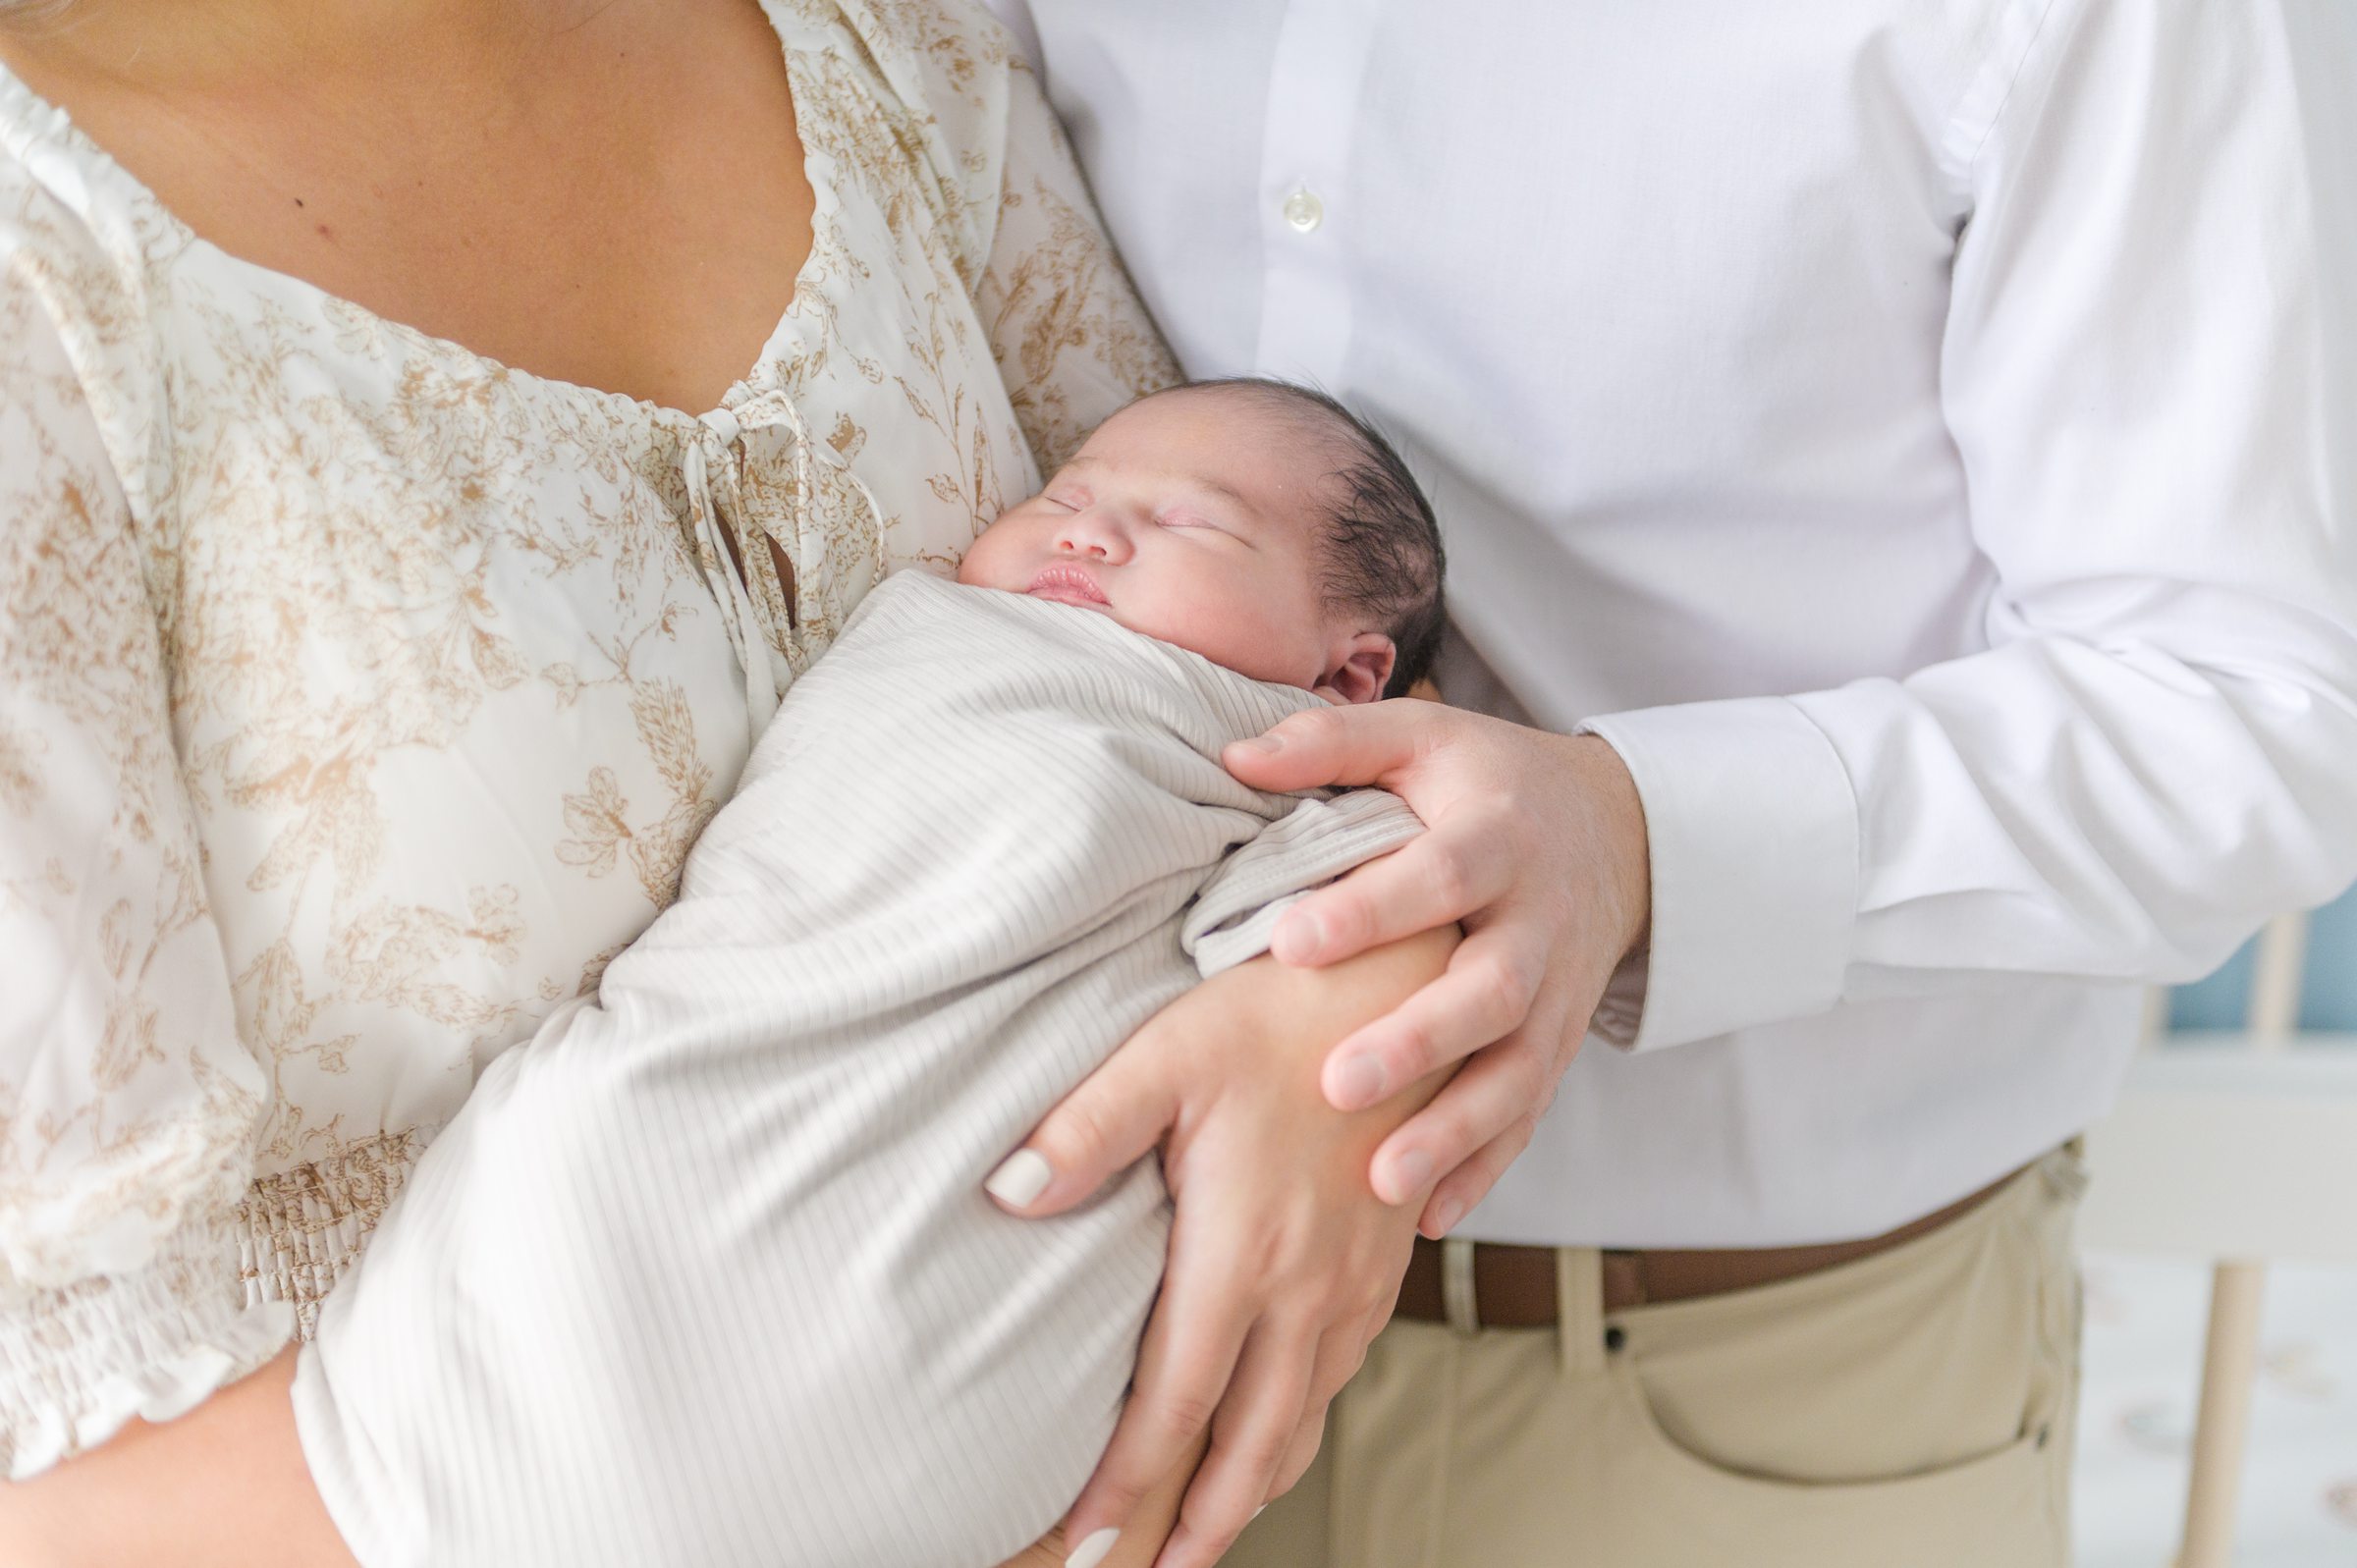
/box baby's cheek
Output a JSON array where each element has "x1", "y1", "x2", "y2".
[
  {"x1": 1186, "y1": 606, "x2": 1308, "y2": 687},
  {"x1": 956, "y1": 523, "x2": 1026, "y2": 589}
]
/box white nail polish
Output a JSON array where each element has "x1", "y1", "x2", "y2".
[
  {"x1": 985, "y1": 1148, "x2": 1054, "y2": 1208},
  {"x1": 1066, "y1": 1527, "x2": 1121, "y2": 1568}
]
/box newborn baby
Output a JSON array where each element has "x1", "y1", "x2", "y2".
[{"x1": 294, "y1": 381, "x2": 1446, "y2": 1568}]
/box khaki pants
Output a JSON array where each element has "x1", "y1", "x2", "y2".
[{"x1": 1229, "y1": 1146, "x2": 2087, "y2": 1568}]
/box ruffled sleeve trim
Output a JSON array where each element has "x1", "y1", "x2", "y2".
[{"x1": 2, "y1": 1209, "x2": 295, "y2": 1481}]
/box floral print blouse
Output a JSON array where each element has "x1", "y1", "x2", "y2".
[{"x1": 0, "y1": 0, "x2": 1174, "y2": 1479}]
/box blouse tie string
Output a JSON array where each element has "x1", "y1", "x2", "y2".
[
  {"x1": 679, "y1": 389, "x2": 889, "y2": 741},
  {"x1": 682, "y1": 406, "x2": 780, "y2": 739}
]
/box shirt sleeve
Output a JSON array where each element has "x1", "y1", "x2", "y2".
[
  {"x1": 1580, "y1": 0, "x2": 2357, "y2": 1052},
  {"x1": 963, "y1": 6, "x2": 1180, "y2": 472},
  {"x1": 0, "y1": 257, "x2": 290, "y2": 1479},
  {"x1": 1183, "y1": 789, "x2": 1426, "y2": 978},
  {"x1": 833, "y1": 0, "x2": 1175, "y2": 472}
]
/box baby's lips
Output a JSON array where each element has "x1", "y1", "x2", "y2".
[{"x1": 1025, "y1": 563, "x2": 1111, "y2": 604}]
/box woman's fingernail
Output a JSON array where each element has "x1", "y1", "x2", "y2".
[
  {"x1": 1235, "y1": 732, "x2": 1284, "y2": 754},
  {"x1": 1333, "y1": 1053, "x2": 1387, "y2": 1108},
  {"x1": 985, "y1": 1149, "x2": 1054, "y2": 1208},
  {"x1": 1253, "y1": 1504, "x2": 1268, "y2": 1521},
  {"x1": 1431, "y1": 1196, "x2": 1465, "y2": 1234},
  {"x1": 1067, "y1": 1527, "x2": 1121, "y2": 1568},
  {"x1": 1388, "y1": 1149, "x2": 1435, "y2": 1202}
]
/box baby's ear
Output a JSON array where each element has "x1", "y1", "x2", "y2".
[{"x1": 1318, "y1": 633, "x2": 1398, "y2": 706}]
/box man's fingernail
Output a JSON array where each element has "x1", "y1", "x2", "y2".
[
  {"x1": 1431, "y1": 1195, "x2": 1465, "y2": 1234},
  {"x1": 985, "y1": 1149, "x2": 1054, "y2": 1208},
  {"x1": 1067, "y1": 1527, "x2": 1121, "y2": 1568},
  {"x1": 1273, "y1": 913, "x2": 1325, "y2": 963},
  {"x1": 1388, "y1": 1149, "x2": 1435, "y2": 1201},
  {"x1": 1333, "y1": 1053, "x2": 1387, "y2": 1108}
]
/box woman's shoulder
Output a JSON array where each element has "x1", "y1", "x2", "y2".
[
  {"x1": 812, "y1": 0, "x2": 1024, "y2": 127},
  {"x1": 1, "y1": 151, "x2": 174, "y2": 521},
  {"x1": 2, "y1": 155, "x2": 140, "y2": 322},
  {"x1": 1, "y1": 73, "x2": 179, "y2": 481},
  {"x1": 793, "y1": 0, "x2": 1031, "y2": 283},
  {"x1": 1, "y1": 68, "x2": 173, "y2": 307}
]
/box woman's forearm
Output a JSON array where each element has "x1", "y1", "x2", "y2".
[
  {"x1": 0, "y1": 1349, "x2": 356, "y2": 1568},
  {"x1": 4, "y1": 1342, "x2": 1183, "y2": 1568},
  {"x1": 2, "y1": 933, "x2": 1459, "y2": 1568}
]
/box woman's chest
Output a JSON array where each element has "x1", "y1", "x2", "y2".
[
  {"x1": 142, "y1": 195, "x2": 1040, "y2": 1177},
  {"x1": 7, "y1": 0, "x2": 822, "y2": 417},
  {"x1": 144, "y1": 334, "x2": 744, "y2": 1173}
]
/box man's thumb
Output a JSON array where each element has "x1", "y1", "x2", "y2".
[{"x1": 1223, "y1": 702, "x2": 1426, "y2": 794}]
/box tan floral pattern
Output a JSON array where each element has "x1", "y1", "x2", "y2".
[{"x1": 0, "y1": 0, "x2": 1176, "y2": 1480}]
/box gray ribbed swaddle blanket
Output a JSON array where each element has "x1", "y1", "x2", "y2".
[{"x1": 294, "y1": 569, "x2": 1422, "y2": 1567}]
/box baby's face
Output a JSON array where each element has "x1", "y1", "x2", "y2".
[{"x1": 957, "y1": 390, "x2": 1397, "y2": 704}]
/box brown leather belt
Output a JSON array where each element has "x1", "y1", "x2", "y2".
[{"x1": 1395, "y1": 1166, "x2": 2018, "y2": 1326}]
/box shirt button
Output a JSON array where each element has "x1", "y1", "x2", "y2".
[{"x1": 1282, "y1": 188, "x2": 1325, "y2": 233}]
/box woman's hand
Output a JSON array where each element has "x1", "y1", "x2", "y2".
[
  {"x1": 995, "y1": 1438, "x2": 1202, "y2": 1568},
  {"x1": 988, "y1": 927, "x2": 1459, "y2": 1568},
  {"x1": 1223, "y1": 702, "x2": 1650, "y2": 1239}
]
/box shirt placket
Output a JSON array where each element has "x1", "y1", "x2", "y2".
[{"x1": 1252, "y1": 0, "x2": 1375, "y2": 385}]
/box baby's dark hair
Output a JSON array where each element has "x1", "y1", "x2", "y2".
[{"x1": 1154, "y1": 378, "x2": 1446, "y2": 698}]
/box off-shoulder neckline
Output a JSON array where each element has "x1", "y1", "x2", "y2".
[{"x1": 0, "y1": 0, "x2": 839, "y2": 429}]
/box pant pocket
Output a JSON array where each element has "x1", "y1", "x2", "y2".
[
  {"x1": 1602, "y1": 1359, "x2": 2070, "y2": 1568},
  {"x1": 1583, "y1": 1162, "x2": 2084, "y2": 1566}
]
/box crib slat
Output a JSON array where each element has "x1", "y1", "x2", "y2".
[
  {"x1": 2245, "y1": 910, "x2": 2310, "y2": 1049},
  {"x1": 2177, "y1": 1261, "x2": 2268, "y2": 1568},
  {"x1": 2154, "y1": 909, "x2": 2316, "y2": 1568}
]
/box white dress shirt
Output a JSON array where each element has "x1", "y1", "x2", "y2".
[{"x1": 986, "y1": 0, "x2": 2357, "y2": 1245}]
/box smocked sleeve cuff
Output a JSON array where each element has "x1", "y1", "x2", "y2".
[
  {"x1": 1, "y1": 1210, "x2": 296, "y2": 1481},
  {"x1": 1575, "y1": 696, "x2": 1860, "y2": 1052}
]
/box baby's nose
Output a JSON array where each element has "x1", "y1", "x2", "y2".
[{"x1": 1056, "y1": 514, "x2": 1132, "y2": 563}]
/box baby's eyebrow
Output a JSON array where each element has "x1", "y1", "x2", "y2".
[
  {"x1": 1067, "y1": 455, "x2": 1253, "y2": 515},
  {"x1": 1188, "y1": 474, "x2": 1253, "y2": 514}
]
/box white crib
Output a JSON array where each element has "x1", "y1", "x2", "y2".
[{"x1": 2080, "y1": 912, "x2": 2357, "y2": 1567}]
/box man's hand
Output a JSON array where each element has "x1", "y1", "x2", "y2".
[{"x1": 1224, "y1": 701, "x2": 1649, "y2": 1237}]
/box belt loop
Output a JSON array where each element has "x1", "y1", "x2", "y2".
[
  {"x1": 2043, "y1": 1138, "x2": 2091, "y2": 1202},
  {"x1": 1441, "y1": 1236, "x2": 1480, "y2": 1336},
  {"x1": 1556, "y1": 1247, "x2": 1606, "y2": 1376}
]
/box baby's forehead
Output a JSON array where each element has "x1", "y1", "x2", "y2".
[{"x1": 1074, "y1": 388, "x2": 1347, "y2": 501}]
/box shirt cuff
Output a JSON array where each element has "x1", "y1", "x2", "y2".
[{"x1": 1575, "y1": 696, "x2": 1860, "y2": 1052}]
